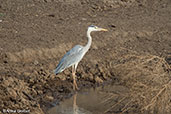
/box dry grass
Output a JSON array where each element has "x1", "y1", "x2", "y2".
[{"x1": 106, "y1": 49, "x2": 171, "y2": 113}]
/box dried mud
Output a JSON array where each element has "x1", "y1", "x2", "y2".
[{"x1": 0, "y1": 0, "x2": 171, "y2": 114}]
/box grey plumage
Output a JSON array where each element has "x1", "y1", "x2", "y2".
[
  {"x1": 54, "y1": 25, "x2": 108, "y2": 75},
  {"x1": 53, "y1": 25, "x2": 107, "y2": 90},
  {"x1": 54, "y1": 45, "x2": 84, "y2": 74}
]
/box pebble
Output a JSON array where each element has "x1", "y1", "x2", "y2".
[
  {"x1": 86, "y1": 74, "x2": 94, "y2": 81},
  {"x1": 34, "y1": 60, "x2": 39, "y2": 65},
  {"x1": 44, "y1": 95, "x2": 54, "y2": 101},
  {"x1": 81, "y1": 18, "x2": 87, "y2": 21},
  {"x1": 95, "y1": 77, "x2": 103, "y2": 83},
  {"x1": 37, "y1": 90, "x2": 43, "y2": 95},
  {"x1": 56, "y1": 74, "x2": 66, "y2": 81},
  {"x1": 23, "y1": 72, "x2": 31, "y2": 77},
  {"x1": 7, "y1": 88, "x2": 17, "y2": 98}
]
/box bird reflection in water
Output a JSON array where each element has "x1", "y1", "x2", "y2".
[
  {"x1": 72, "y1": 92, "x2": 92, "y2": 114},
  {"x1": 73, "y1": 92, "x2": 78, "y2": 114}
]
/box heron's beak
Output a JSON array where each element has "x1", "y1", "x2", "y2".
[{"x1": 99, "y1": 28, "x2": 108, "y2": 31}]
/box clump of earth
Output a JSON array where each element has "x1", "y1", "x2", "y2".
[{"x1": 0, "y1": 0, "x2": 170, "y2": 114}]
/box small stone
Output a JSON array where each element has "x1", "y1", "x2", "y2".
[
  {"x1": 8, "y1": 88, "x2": 17, "y2": 98},
  {"x1": 92, "y1": 44, "x2": 98, "y2": 50},
  {"x1": 37, "y1": 90, "x2": 43, "y2": 95},
  {"x1": 33, "y1": 70, "x2": 39, "y2": 75},
  {"x1": 56, "y1": 74, "x2": 66, "y2": 81},
  {"x1": 81, "y1": 18, "x2": 87, "y2": 21},
  {"x1": 29, "y1": 78, "x2": 34, "y2": 83},
  {"x1": 34, "y1": 60, "x2": 39, "y2": 65},
  {"x1": 88, "y1": 74, "x2": 94, "y2": 81},
  {"x1": 0, "y1": 101, "x2": 4, "y2": 107},
  {"x1": 44, "y1": 95, "x2": 54, "y2": 101},
  {"x1": 31, "y1": 89, "x2": 37, "y2": 95},
  {"x1": 95, "y1": 77, "x2": 103, "y2": 83},
  {"x1": 23, "y1": 72, "x2": 31, "y2": 77},
  {"x1": 83, "y1": 73, "x2": 93, "y2": 81},
  {"x1": 99, "y1": 67, "x2": 104, "y2": 73}
]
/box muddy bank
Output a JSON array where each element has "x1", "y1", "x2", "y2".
[
  {"x1": 1, "y1": 48, "x2": 170, "y2": 114},
  {"x1": 0, "y1": 0, "x2": 171, "y2": 114},
  {"x1": 47, "y1": 84, "x2": 129, "y2": 114}
]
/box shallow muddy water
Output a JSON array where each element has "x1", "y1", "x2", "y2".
[{"x1": 47, "y1": 85, "x2": 129, "y2": 114}]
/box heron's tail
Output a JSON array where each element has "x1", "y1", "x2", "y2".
[
  {"x1": 53, "y1": 66, "x2": 64, "y2": 75},
  {"x1": 53, "y1": 69, "x2": 59, "y2": 75}
]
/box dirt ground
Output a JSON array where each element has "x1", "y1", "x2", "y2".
[{"x1": 0, "y1": 0, "x2": 171, "y2": 114}]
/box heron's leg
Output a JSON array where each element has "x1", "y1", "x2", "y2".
[
  {"x1": 72, "y1": 64, "x2": 79, "y2": 90},
  {"x1": 73, "y1": 92, "x2": 78, "y2": 113},
  {"x1": 72, "y1": 65, "x2": 76, "y2": 90}
]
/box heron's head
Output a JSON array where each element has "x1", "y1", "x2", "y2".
[{"x1": 88, "y1": 25, "x2": 108, "y2": 32}]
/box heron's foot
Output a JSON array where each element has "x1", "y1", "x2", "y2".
[{"x1": 73, "y1": 82, "x2": 79, "y2": 91}]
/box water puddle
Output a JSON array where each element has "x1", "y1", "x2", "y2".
[{"x1": 47, "y1": 85, "x2": 129, "y2": 114}]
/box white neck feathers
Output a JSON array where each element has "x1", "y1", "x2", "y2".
[{"x1": 84, "y1": 29, "x2": 92, "y2": 52}]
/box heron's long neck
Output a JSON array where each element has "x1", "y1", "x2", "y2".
[{"x1": 84, "y1": 30, "x2": 92, "y2": 52}]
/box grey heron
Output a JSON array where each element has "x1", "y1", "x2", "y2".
[{"x1": 54, "y1": 25, "x2": 107, "y2": 90}]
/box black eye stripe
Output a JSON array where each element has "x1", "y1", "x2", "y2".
[
  {"x1": 89, "y1": 25, "x2": 98, "y2": 29},
  {"x1": 89, "y1": 25, "x2": 95, "y2": 27}
]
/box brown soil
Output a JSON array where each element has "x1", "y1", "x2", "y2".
[{"x1": 0, "y1": 0, "x2": 171, "y2": 114}]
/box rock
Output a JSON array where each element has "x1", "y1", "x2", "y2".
[
  {"x1": 92, "y1": 44, "x2": 98, "y2": 50},
  {"x1": 95, "y1": 77, "x2": 103, "y2": 83},
  {"x1": 88, "y1": 74, "x2": 94, "y2": 81},
  {"x1": 44, "y1": 95, "x2": 54, "y2": 101},
  {"x1": 23, "y1": 72, "x2": 31, "y2": 77},
  {"x1": 81, "y1": 18, "x2": 87, "y2": 21},
  {"x1": 34, "y1": 60, "x2": 39, "y2": 65},
  {"x1": 37, "y1": 90, "x2": 43, "y2": 95},
  {"x1": 7, "y1": 88, "x2": 17, "y2": 99},
  {"x1": 31, "y1": 89, "x2": 37, "y2": 95},
  {"x1": 29, "y1": 78, "x2": 34, "y2": 83},
  {"x1": 3, "y1": 77, "x2": 13, "y2": 86},
  {"x1": 56, "y1": 74, "x2": 66, "y2": 81}
]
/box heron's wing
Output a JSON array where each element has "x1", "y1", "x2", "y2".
[{"x1": 54, "y1": 45, "x2": 84, "y2": 74}]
